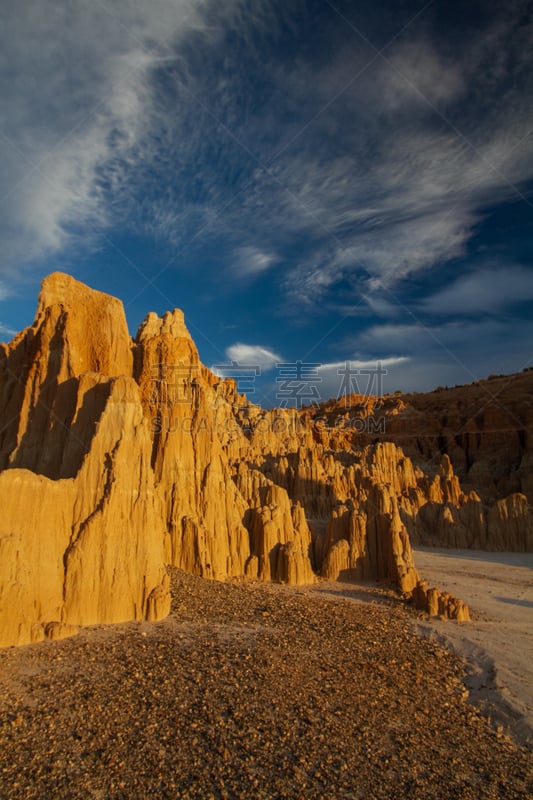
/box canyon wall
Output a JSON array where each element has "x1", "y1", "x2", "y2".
[
  {"x1": 307, "y1": 378, "x2": 533, "y2": 552},
  {"x1": 5, "y1": 273, "x2": 522, "y2": 644},
  {"x1": 0, "y1": 275, "x2": 170, "y2": 647}
]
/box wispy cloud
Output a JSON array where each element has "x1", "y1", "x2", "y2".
[
  {"x1": 0, "y1": 0, "x2": 531, "y2": 328},
  {"x1": 380, "y1": 39, "x2": 466, "y2": 110},
  {"x1": 315, "y1": 356, "x2": 410, "y2": 400},
  {"x1": 422, "y1": 265, "x2": 533, "y2": 315},
  {"x1": 222, "y1": 7, "x2": 533, "y2": 304},
  {"x1": 0, "y1": 323, "x2": 16, "y2": 341},
  {"x1": 0, "y1": 0, "x2": 238, "y2": 280},
  {"x1": 0, "y1": 282, "x2": 11, "y2": 302},
  {"x1": 276, "y1": 114, "x2": 532, "y2": 301},
  {"x1": 230, "y1": 246, "x2": 277, "y2": 279},
  {"x1": 223, "y1": 343, "x2": 282, "y2": 371},
  {"x1": 350, "y1": 316, "x2": 533, "y2": 388}
]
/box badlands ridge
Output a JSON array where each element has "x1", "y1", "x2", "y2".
[{"x1": 0, "y1": 273, "x2": 531, "y2": 647}]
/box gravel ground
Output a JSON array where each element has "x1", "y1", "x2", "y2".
[{"x1": 0, "y1": 570, "x2": 531, "y2": 800}]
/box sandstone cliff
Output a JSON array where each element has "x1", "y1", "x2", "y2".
[
  {"x1": 0, "y1": 273, "x2": 483, "y2": 646},
  {"x1": 0, "y1": 275, "x2": 169, "y2": 647},
  {"x1": 307, "y1": 374, "x2": 533, "y2": 552}
]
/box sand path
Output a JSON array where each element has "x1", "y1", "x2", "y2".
[{"x1": 413, "y1": 547, "x2": 533, "y2": 747}]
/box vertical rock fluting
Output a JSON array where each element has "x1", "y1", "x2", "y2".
[
  {"x1": 240, "y1": 480, "x2": 315, "y2": 585},
  {"x1": 0, "y1": 375, "x2": 170, "y2": 647},
  {"x1": 243, "y1": 441, "x2": 473, "y2": 618},
  {"x1": 0, "y1": 273, "x2": 483, "y2": 645},
  {"x1": 412, "y1": 581, "x2": 470, "y2": 622},
  {"x1": 133, "y1": 310, "x2": 251, "y2": 580},
  {"x1": 306, "y1": 376, "x2": 533, "y2": 549},
  {"x1": 486, "y1": 493, "x2": 533, "y2": 551},
  {"x1": 0, "y1": 272, "x2": 133, "y2": 476},
  {"x1": 0, "y1": 274, "x2": 169, "y2": 647}
]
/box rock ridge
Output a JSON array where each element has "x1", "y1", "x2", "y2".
[{"x1": 0, "y1": 274, "x2": 503, "y2": 645}]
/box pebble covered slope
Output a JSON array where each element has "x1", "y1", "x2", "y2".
[{"x1": 0, "y1": 569, "x2": 531, "y2": 800}]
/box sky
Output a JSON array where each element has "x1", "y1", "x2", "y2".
[{"x1": 0, "y1": 0, "x2": 532, "y2": 407}]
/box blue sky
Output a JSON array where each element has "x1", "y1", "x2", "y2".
[{"x1": 0, "y1": 0, "x2": 532, "y2": 406}]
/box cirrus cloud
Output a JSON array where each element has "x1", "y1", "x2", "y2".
[{"x1": 223, "y1": 343, "x2": 282, "y2": 371}]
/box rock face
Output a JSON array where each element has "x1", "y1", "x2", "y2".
[
  {"x1": 308, "y1": 377, "x2": 533, "y2": 552},
  {"x1": 0, "y1": 275, "x2": 168, "y2": 647},
  {"x1": 0, "y1": 272, "x2": 496, "y2": 646}
]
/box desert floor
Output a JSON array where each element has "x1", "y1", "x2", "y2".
[
  {"x1": 0, "y1": 566, "x2": 531, "y2": 800},
  {"x1": 412, "y1": 547, "x2": 533, "y2": 748}
]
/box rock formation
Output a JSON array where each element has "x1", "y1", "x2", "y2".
[
  {"x1": 0, "y1": 275, "x2": 169, "y2": 647},
  {"x1": 412, "y1": 581, "x2": 470, "y2": 622},
  {"x1": 307, "y1": 376, "x2": 533, "y2": 552},
  {"x1": 1, "y1": 272, "x2": 508, "y2": 646}
]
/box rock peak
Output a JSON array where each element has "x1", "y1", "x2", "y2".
[
  {"x1": 38, "y1": 271, "x2": 125, "y2": 316},
  {"x1": 1, "y1": 271, "x2": 504, "y2": 647},
  {"x1": 136, "y1": 309, "x2": 191, "y2": 342},
  {"x1": 34, "y1": 271, "x2": 133, "y2": 379}
]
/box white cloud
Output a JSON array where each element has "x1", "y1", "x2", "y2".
[
  {"x1": 0, "y1": 0, "x2": 227, "y2": 281},
  {"x1": 0, "y1": 323, "x2": 16, "y2": 340},
  {"x1": 223, "y1": 343, "x2": 282, "y2": 371},
  {"x1": 0, "y1": 0, "x2": 531, "y2": 324},
  {"x1": 278, "y1": 115, "x2": 531, "y2": 300},
  {"x1": 231, "y1": 246, "x2": 277, "y2": 278},
  {"x1": 352, "y1": 316, "x2": 533, "y2": 386},
  {"x1": 422, "y1": 265, "x2": 533, "y2": 315},
  {"x1": 319, "y1": 357, "x2": 410, "y2": 370},
  {"x1": 240, "y1": 12, "x2": 533, "y2": 304},
  {"x1": 0, "y1": 282, "x2": 11, "y2": 302},
  {"x1": 315, "y1": 356, "x2": 410, "y2": 400},
  {"x1": 380, "y1": 40, "x2": 466, "y2": 111}
]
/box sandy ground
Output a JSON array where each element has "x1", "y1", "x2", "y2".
[
  {"x1": 413, "y1": 547, "x2": 533, "y2": 748},
  {"x1": 1, "y1": 569, "x2": 531, "y2": 799}
]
